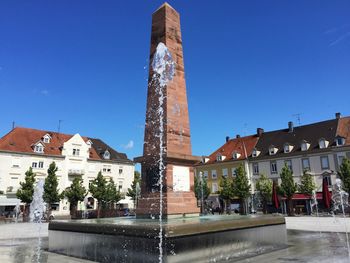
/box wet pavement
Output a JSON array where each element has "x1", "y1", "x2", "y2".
[{"x1": 0, "y1": 222, "x2": 350, "y2": 262}]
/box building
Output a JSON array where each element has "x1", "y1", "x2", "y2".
[
  {"x1": 195, "y1": 135, "x2": 259, "y2": 208},
  {"x1": 0, "y1": 127, "x2": 134, "y2": 216},
  {"x1": 195, "y1": 113, "x2": 350, "y2": 210}
]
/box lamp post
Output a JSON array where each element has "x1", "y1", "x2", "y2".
[{"x1": 199, "y1": 172, "x2": 204, "y2": 215}]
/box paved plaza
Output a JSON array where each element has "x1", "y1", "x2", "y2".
[{"x1": 0, "y1": 221, "x2": 350, "y2": 262}]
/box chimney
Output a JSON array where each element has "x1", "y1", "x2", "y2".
[
  {"x1": 257, "y1": 128, "x2": 264, "y2": 137},
  {"x1": 288, "y1": 121, "x2": 294, "y2": 133},
  {"x1": 225, "y1": 136, "x2": 230, "y2": 142},
  {"x1": 236, "y1": 134, "x2": 241, "y2": 138},
  {"x1": 335, "y1": 112, "x2": 341, "y2": 119}
]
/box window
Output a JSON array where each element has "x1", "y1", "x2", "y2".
[
  {"x1": 34, "y1": 145, "x2": 44, "y2": 153},
  {"x1": 216, "y1": 154, "x2": 222, "y2": 161},
  {"x1": 222, "y1": 168, "x2": 228, "y2": 177},
  {"x1": 269, "y1": 146, "x2": 277, "y2": 155},
  {"x1": 119, "y1": 167, "x2": 123, "y2": 174},
  {"x1": 338, "y1": 156, "x2": 345, "y2": 166},
  {"x1": 72, "y1": 148, "x2": 80, "y2": 156},
  {"x1": 284, "y1": 144, "x2": 291, "y2": 153},
  {"x1": 253, "y1": 163, "x2": 259, "y2": 175},
  {"x1": 32, "y1": 162, "x2": 38, "y2": 168},
  {"x1": 231, "y1": 168, "x2": 237, "y2": 177},
  {"x1": 211, "y1": 170, "x2": 217, "y2": 179},
  {"x1": 336, "y1": 137, "x2": 345, "y2": 146},
  {"x1": 324, "y1": 175, "x2": 332, "y2": 186},
  {"x1": 232, "y1": 152, "x2": 241, "y2": 159},
  {"x1": 212, "y1": 183, "x2": 218, "y2": 193},
  {"x1": 302, "y1": 158, "x2": 310, "y2": 171},
  {"x1": 319, "y1": 139, "x2": 326, "y2": 149},
  {"x1": 118, "y1": 181, "x2": 123, "y2": 191},
  {"x1": 103, "y1": 150, "x2": 110, "y2": 160},
  {"x1": 203, "y1": 171, "x2": 208, "y2": 178},
  {"x1": 252, "y1": 149, "x2": 258, "y2": 157},
  {"x1": 301, "y1": 142, "x2": 309, "y2": 151},
  {"x1": 285, "y1": 160, "x2": 293, "y2": 172},
  {"x1": 103, "y1": 168, "x2": 111, "y2": 173},
  {"x1": 270, "y1": 161, "x2": 277, "y2": 174},
  {"x1": 38, "y1": 161, "x2": 44, "y2": 168},
  {"x1": 321, "y1": 156, "x2": 329, "y2": 170}
]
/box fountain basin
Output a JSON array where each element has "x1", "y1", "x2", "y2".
[{"x1": 49, "y1": 215, "x2": 286, "y2": 262}]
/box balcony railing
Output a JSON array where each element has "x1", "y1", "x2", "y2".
[{"x1": 68, "y1": 169, "x2": 85, "y2": 176}]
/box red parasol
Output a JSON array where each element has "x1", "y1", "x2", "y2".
[
  {"x1": 322, "y1": 177, "x2": 332, "y2": 209},
  {"x1": 272, "y1": 180, "x2": 279, "y2": 209}
]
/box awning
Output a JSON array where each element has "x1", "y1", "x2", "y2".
[
  {"x1": 0, "y1": 196, "x2": 22, "y2": 206},
  {"x1": 281, "y1": 192, "x2": 324, "y2": 200}
]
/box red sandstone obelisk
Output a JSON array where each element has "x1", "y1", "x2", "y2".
[{"x1": 135, "y1": 2, "x2": 200, "y2": 218}]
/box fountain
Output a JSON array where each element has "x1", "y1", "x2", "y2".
[{"x1": 48, "y1": 3, "x2": 286, "y2": 262}]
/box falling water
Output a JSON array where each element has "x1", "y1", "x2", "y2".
[
  {"x1": 14, "y1": 201, "x2": 20, "y2": 223},
  {"x1": 311, "y1": 190, "x2": 319, "y2": 217},
  {"x1": 199, "y1": 172, "x2": 205, "y2": 215},
  {"x1": 332, "y1": 179, "x2": 350, "y2": 258},
  {"x1": 151, "y1": 42, "x2": 176, "y2": 263},
  {"x1": 29, "y1": 180, "x2": 46, "y2": 263}
]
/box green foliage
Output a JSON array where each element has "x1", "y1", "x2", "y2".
[
  {"x1": 338, "y1": 158, "x2": 350, "y2": 194},
  {"x1": 16, "y1": 167, "x2": 36, "y2": 204},
  {"x1": 62, "y1": 177, "x2": 87, "y2": 208},
  {"x1": 233, "y1": 165, "x2": 251, "y2": 199},
  {"x1": 89, "y1": 171, "x2": 107, "y2": 204},
  {"x1": 43, "y1": 162, "x2": 60, "y2": 206},
  {"x1": 256, "y1": 174, "x2": 272, "y2": 201},
  {"x1": 89, "y1": 172, "x2": 121, "y2": 210},
  {"x1": 219, "y1": 176, "x2": 233, "y2": 201},
  {"x1": 298, "y1": 170, "x2": 316, "y2": 195},
  {"x1": 104, "y1": 178, "x2": 122, "y2": 207},
  {"x1": 279, "y1": 164, "x2": 297, "y2": 199},
  {"x1": 194, "y1": 173, "x2": 211, "y2": 200},
  {"x1": 126, "y1": 171, "x2": 141, "y2": 202}
]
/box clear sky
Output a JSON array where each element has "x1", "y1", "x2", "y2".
[{"x1": 0, "y1": 1, "x2": 349, "y2": 168}]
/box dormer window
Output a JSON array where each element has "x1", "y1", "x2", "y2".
[
  {"x1": 301, "y1": 141, "x2": 310, "y2": 151},
  {"x1": 269, "y1": 145, "x2": 277, "y2": 155},
  {"x1": 216, "y1": 154, "x2": 226, "y2": 161},
  {"x1": 252, "y1": 148, "x2": 260, "y2": 157},
  {"x1": 103, "y1": 150, "x2": 110, "y2": 160},
  {"x1": 319, "y1": 138, "x2": 328, "y2": 149},
  {"x1": 336, "y1": 137, "x2": 345, "y2": 147},
  {"x1": 284, "y1": 143, "x2": 293, "y2": 153},
  {"x1": 232, "y1": 151, "x2": 241, "y2": 159},
  {"x1": 86, "y1": 140, "x2": 93, "y2": 146},
  {"x1": 201, "y1": 157, "x2": 209, "y2": 163},
  {"x1": 72, "y1": 148, "x2": 80, "y2": 156},
  {"x1": 42, "y1": 134, "x2": 51, "y2": 144},
  {"x1": 34, "y1": 143, "x2": 44, "y2": 153}
]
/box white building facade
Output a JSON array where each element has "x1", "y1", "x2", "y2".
[{"x1": 0, "y1": 127, "x2": 135, "y2": 217}]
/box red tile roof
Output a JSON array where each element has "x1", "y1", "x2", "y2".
[
  {"x1": 0, "y1": 127, "x2": 100, "y2": 160},
  {"x1": 337, "y1": 117, "x2": 350, "y2": 146},
  {"x1": 205, "y1": 135, "x2": 259, "y2": 164}
]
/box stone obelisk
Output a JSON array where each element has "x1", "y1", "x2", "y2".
[{"x1": 135, "y1": 2, "x2": 200, "y2": 218}]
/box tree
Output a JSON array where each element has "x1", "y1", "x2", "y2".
[
  {"x1": 219, "y1": 176, "x2": 233, "y2": 214},
  {"x1": 126, "y1": 171, "x2": 141, "y2": 208},
  {"x1": 104, "y1": 178, "x2": 122, "y2": 209},
  {"x1": 298, "y1": 170, "x2": 316, "y2": 215},
  {"x1": 194, "y1": 173, "x2": 211, "y2": 200},
  {"x1": 89, "y1": 171, "x2": 107, "y2": 218},
  {"x1": 279, "y1": 164, "x2": 297, "y2": 216},
  {"x1": 62, "y1": 177, "x2": 87, "y2": 217},
  {"x1": 338, "y1": 158, "x2": 350, "y2": 195},
  {"x1": 43, "y1": 162, "x2": 60, "y2": 218},
  {"x1": 256, "y1": 174, "x2": 272, "y2": 214},
  {"x1": 233, "y1": 165, "x2": 251, "y2": 215},
  {"x1": 299, "y1": 170, "x2": 316, "y2": 195},
  {"x1": 16, "y1": 167, "x2": 36, "y2": 220}
]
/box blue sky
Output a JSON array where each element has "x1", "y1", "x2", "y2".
[{"x1": 0, "y1": 1, "x2": 349, "y2": 169}]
